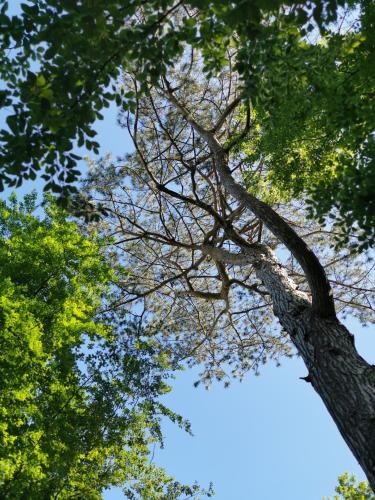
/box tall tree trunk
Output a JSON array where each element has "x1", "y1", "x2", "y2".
[
  {"x1": 251, "y1": 246, "x2": 375, "y2": 489},
  {"x1": 203, "y1": 242, "x2": 375, "y2": 488}
]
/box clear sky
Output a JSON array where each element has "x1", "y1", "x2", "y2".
[{"x1": 1, "y1": 4, "x2": 374, "y2": 498}]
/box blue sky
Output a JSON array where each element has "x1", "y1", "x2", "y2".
[
  {"x1": 105, "y1": 323, "x2": 374, "y2": 500},
  {"x1": 1, "y1": 3, "x2": 374, "y2": 498}
]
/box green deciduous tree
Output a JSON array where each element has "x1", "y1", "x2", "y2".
[
  {"x1": 0, "y1": 1, "x2": 373, "y2": 245},
  {"x1": 326, "y1": 473, "x2": 375, "y2": 500},
  {"x1": 0, "y1": 194, "x2": 210, "y2": 499},
  {"x1": 235, "y1": 10, "x2": 375, "y2": 249}
]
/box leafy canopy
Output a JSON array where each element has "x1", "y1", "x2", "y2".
[
  {"x1": 0, "y1": 0, "x2": 373, "y2": 244},
  {"x1": 239, "y1": 8, "x2": 375, "y2": 248},
  {"x1": 0, "y1": 194, "x2": 210, "y2": 499}
]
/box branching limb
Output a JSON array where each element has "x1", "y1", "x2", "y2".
[{"x1": 163, "y1": 82, "x2": 336, "y2": 318}]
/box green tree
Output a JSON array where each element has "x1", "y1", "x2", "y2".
[
  {"x1": 326, "y1": 473, "x2": 375, "y2": 500},
  {"x1": 0, "y1": 194, "x2": 210, "y2": 498},
  {"x1": 236, "y1": 11, "x2": 375, "y2": 249},
  {"x1": 0, "y1": 1, "x2": 373, "y2": 245}
]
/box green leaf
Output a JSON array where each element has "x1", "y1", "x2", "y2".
[{"x1": 6, "y1": 115, "x2": 18, "y2": 134}]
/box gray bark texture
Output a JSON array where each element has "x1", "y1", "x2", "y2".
[
  {"x1": 252, "y1": 246, "x2": 375, "y2": 490},
  {"x1": 204, "y1": 240, "x2": 375, "y2": 488}
]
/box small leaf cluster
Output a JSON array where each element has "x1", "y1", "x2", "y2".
[
  {"x1": 325, "y1": 473, "x2": 375, "y2": 499},
  {"x1": 0, "y1": 0, "x2": 185, "y2": 193}
]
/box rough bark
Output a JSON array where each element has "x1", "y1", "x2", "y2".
[
  {"x1": 254, "y1": 246, "x2": 375, "y2": 490},
  {"x1": 204, "y1": 242, "x2": 375, "y2": 490}
]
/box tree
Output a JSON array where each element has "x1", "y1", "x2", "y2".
[
  {"x1": 232, "y1": 9, "x2": 375, "y2": 249},
  {"x1": 0, "y1": 194, "x2": 211, "y2": 498},
  {"x1": 0, "y1": 1, "x2": 373, "y2": 245},
  {"x1": 326, "y1": 473, "x2": 375, "y2": 499},
  {"x1": 83, "y1": 58, "x2": 375, "y2": 488}
]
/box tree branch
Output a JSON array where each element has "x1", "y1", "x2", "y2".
[
  {"x1": 164, "y1": 84, "x2": 336, "y2": 318},
  {"x1": 211, "y1": 95, "x2": 243, "y2": 133}
]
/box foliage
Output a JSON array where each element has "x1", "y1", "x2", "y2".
[
  {"x1": 0, "y1": 0, "x2": 305, "y2": 193},
  {"x1": 238, "y1": 8, "x2": 375, "y2": 248},
  {"x1": 1, "y1": 0, "x2": 374, "y2": 248},
  {"x1": 0, "y1": 194, "x2": 209, "y2": 498},
  {"x1": 0, "y1": 0, "x2": 184, "y2": 194},
  {"x1": 325, "y1": 473, "x2": 375, "y2": 499}
]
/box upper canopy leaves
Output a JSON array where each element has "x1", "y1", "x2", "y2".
[{"x1": 0, "y1": 0, "x2": 373, "y2": 245}]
